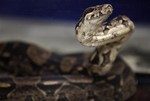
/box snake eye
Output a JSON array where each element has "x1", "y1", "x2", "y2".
[{"x1": 84, "y1": 7, "x2": 94, "y2": 15}]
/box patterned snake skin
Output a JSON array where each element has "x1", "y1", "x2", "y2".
[{"x1": 0, "y1": 4, "x2": 136, "y2": 101}]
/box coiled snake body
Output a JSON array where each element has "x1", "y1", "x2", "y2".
[{"x1": 0, "y1": 4, "x2": 136, "y2": 101}]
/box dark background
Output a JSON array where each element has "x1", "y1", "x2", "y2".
[{"x1": 0, "y1": 0, "x2": 149, "y2": 24}]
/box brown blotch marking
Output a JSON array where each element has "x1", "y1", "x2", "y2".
[
  {"x1": 60, "y1": 57, "x2": 76, "y2": 73},
  {"x1": 83, "y1": 32, "x2": 86, "y2": 36},
  {"x1": 83, "y1": 7, "x2": 94, "y2": 17},
  {"x1": 120, "y1": 79, "x2": 124, "y2": 86},
  {"x1": 90, "y1": 64, "x2": 102, "y2": 74},
  {"x1": 122, "y1": 20, "x2": 128, "y2": 27},
  {"x1": 82, "y1": 53, "x2": 90, "y2": 67},
  {"x1": 103, "y1": 27, "x2": 109, "y2": 34},
  {"x1": 118, "y1": 88, "x2": 122, "y2": 92},
  {"x1": 101, "y1": 50, "x2": 111, "y2": 67},
  {"x1": 27, "y1": 46, "x2": 51, "y2": 65},
  {"x1": 65, "y1": 76, "x2": 92, "y2": 83},
  {"x1": 95, "y1": 38, "x2": 98, "y2": 42},
  {"x1": 0, "y1": 82, "x2": 11, "y2": 88},
  {"x1": 77, "y1": 66, "x2": 84, "y2": 71},
  {"x1": 107, "y1": 75, "x2": 116, "y2": 80},
  {"x1": 111, "y1": 37, "x2": 114, "y2": 39},
  {"x1": 98, "y1": 80, "x2": 106, "y2": 84},
  {"x1": 13, "y1": 77, "x2": 40, "y2": 85},
  {"x1": 40, "y1": 65, "x2": 57, "y2": 75},
  {"x1": 3, "y1": 52, "x2": 11, "y2": 58},
  {"x1": 113, "y1": 34, "x2": 117, "y2": 38}
]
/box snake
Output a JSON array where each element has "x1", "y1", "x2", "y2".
[{"x1": 0, "y1": 4, "x2": 136, "y2": 101}]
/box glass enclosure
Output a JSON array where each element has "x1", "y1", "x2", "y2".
[{"x1": 0, "y1": 1, "x2": 149, "y2": 100}]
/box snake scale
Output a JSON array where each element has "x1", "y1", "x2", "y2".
[{"x1": 0, "y1": 4, "x2": 136, "y2": 101}]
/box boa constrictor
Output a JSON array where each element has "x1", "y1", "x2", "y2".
[{"x1": 0, "y1": 4, "x2": 136, "y2": 101}]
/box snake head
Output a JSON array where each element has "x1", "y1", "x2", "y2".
[{"x1": 83, "y1": 4, "x2": 113, "y2": 24}]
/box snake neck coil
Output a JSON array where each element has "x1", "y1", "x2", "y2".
[{"x1": 75, "y1": 4, "x2": 135, "y2": 75}]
